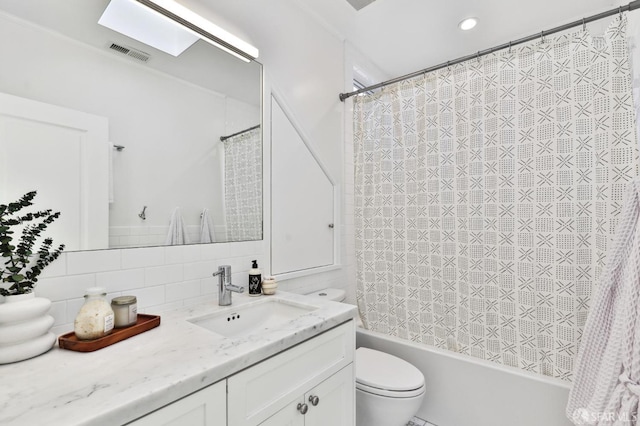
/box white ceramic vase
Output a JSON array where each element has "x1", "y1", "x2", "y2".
[{"x1": 0, "y1": 292, "x2": 56, "y2": 364}]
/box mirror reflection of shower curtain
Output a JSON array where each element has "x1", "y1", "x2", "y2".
[{"x1": 223, "y1": 127, "x2": 262, "y2": 241}]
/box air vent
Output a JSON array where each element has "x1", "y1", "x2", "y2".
[{"x1": 107, "y1": 42, "x2": 151, "y2": 62}]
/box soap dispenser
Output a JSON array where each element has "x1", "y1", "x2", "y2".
[{"x1": 248, "y1": 260, "x2": 262, "y2": 296}]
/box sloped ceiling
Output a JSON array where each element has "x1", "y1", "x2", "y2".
[{"x1": 304, "y1": 0, "x2": 627, "y2": 79}]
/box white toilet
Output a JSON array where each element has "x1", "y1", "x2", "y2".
[
  {"x1": 355, "y1": 347, "x2": 425, "y2": 426},
  {"x1": 306, "y1": 288, "x2": 426, "y2": 426},
  {"x1": 306, "y1": 288, "x2": 347, "y2": 303}
]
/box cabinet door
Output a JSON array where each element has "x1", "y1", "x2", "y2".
[
  {"x1": 126, "y1": 380, "x2": 226, "y2": 426},
  {"x1": 259, "y1": 398, "x2": 304, "y2": 426},
  {"x1": 306, "y1": 365, "x2": 354, "y2": 426}
]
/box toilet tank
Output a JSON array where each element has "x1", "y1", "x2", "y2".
[{"x1": 306, "y1": 288, "x2": 346, "y2": 302}]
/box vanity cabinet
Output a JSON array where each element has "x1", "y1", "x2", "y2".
[
  {"x1": 228, "y1": 321, "x2": 355, "y2": 426},
  {"x1": 126, "y1": 380, "x2": 226, "y2": 426},
  {"x1": 127, "y1": 321, "x2": 354, "y2": 426}
]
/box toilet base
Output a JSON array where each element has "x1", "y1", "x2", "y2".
[{"x1": 356, "y1": 387, "x2": 425, "y2": 426}]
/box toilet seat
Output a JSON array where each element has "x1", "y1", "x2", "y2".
[
  {"x1": 356, "y1": 381, "x2": 425, "y2": 398},
  {"x1": 356, "y1": 347, "x2": 425, "y2": 398}
]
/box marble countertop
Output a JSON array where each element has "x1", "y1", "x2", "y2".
[{"x1": 0, "y1": 291, "x2": 356, "y2": 426}]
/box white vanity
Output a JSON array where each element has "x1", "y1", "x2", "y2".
[{"x1": 0, "y1": 292, "x2": 356, "y2": 426}]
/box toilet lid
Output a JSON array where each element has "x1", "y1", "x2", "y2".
[{"x1": 356, "y1": 347, "x2": 425, "y2": 392}]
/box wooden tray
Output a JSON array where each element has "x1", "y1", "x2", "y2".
[{"x1": 58, "y1": 314, "x2": 161, "y2": 352}]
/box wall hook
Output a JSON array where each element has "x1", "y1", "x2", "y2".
[{"x1": 138, "y1": 206, "x2": 147, "y2": 220}]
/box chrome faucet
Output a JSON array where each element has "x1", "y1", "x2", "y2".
[{"x1": 213, "y1": 265, "x2": 244, "y2": 306}]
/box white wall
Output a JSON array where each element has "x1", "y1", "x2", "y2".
[{"x1": 1, "y1": 0, "x2": 352, "y2": 322}]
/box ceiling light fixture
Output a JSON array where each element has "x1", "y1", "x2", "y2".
[
  {"x1": 458, "y1": 17, "x2": 478, "y2": 31},
  {"x1": 99, "y1": 0, "x2": 259, "y2": 62}
]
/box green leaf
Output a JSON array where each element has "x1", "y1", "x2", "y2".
[{"x1": 10, "y1": 274, "x2": 24, "y2": 282}]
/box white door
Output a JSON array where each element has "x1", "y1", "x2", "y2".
[
  {"x1": 0, "y1": 92, "x2": 109, "y2": 250},
  {"x1": 271, "y1": 96, "x2": 334, "y2": 275}
]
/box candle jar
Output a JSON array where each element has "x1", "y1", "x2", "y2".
[
  {"x1": 111, "y1": 296, "x2": 138, "y2": 328},
  {"x1": 262, "y1": 276, "x2": 277, "y2": 295},
  {"x1": 74, "y1": 287, "x2": 115, "y2": 340}
]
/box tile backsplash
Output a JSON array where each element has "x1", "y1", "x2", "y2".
[{"x1": 32, "y1": 241, "x2": 266, "y2": 335}]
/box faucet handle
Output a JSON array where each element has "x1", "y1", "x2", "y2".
[{"x1": 213, "y1": 265, "x2": 232, "y2": 277}]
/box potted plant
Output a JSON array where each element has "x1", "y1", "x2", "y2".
[{"x1": 0, "y1": 191, "x2": 65, "y2": 363}]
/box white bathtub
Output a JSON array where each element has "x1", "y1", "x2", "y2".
[{"x1": 356, "y1": 327, "x2": 573, "y2": 426}]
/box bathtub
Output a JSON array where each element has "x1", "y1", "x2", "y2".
[{"x1": 356, "y1": 327, "x2": 573, "y2": 426}]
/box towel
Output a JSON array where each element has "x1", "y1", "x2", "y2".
[
  {"x1": 200, "y1": 208, "x2": 216, "y2": 243},
  {"x1": 165, "y1": 207, "x2": 190, "y2": 245},
  {"x1": 567, "y1": 178, "x2": 640, "y2": 425}
]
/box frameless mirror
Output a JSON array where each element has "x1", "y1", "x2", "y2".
[{"x1": 0, "y1": 0, "x2": 262, "y2": 251}]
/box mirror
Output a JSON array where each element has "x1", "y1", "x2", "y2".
[{"x1": 0, "y1": 0, "x2": 262, "y2": 251}]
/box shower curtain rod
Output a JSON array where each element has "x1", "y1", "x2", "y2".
[
  {"x1": 339, "y1": 0, "x2": 640, "y2": 102},
  {"x1": 220, "y1": 124, "x2": 261, "y2": 142}
]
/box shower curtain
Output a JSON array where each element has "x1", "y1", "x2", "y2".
[
  {"x1": 354, "y1": 17, "x2": 639, "y2": 381},
  {"x1": 223, "y1": 127, "x2": 262, "y2": 241}
]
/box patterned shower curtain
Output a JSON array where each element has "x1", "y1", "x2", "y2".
[
  {"x1": 354, "y1": 17, "x2": 639, "y2": 381},
  {"x1": 223, "y1": 127, "x2": 262, "y2": 241}
]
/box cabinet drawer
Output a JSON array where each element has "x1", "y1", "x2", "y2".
[{"x1": 228, "y1": 320, "x2": 355, "y2": 425}]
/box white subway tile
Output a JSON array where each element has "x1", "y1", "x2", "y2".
[
  {"x1": 96, "y1": 269, "x2": 145, "y2": 292},
  {"x1": 66, "y1": 250, "x2": 121, "y2": 275},
  {"x1": 149, "y1": 226, "x2": 166, "y2": 235},
  {"x1": 52, "y1": 323, "x2": 72, "y2": 336},
  {"x1": 165, "y1": 244, "x2": 201, "y2": 264},
  {"x1": 128, "y1": 285, "x2": 165, "y2": 309},
  {"x1": 183, "y1": 261, "x2": 216, "y2": 281},
  {"x1": 110, "y1": 227, "x2": 131, "y2": 237},
  {"x1": 39, "y1": 253, "x2": 67, "y2": 278},
  {"x1": 231, "y1": 272, "x2": 248, "y2": 287},
  {"x1": 183, "y1": 294, "x2": 214, "y2": 308},
  {"x1": 49, "y1": 301, "x2": 67, "y2": 326},
  {"x1": 130, "y1": 227, "x2": 150, "y2": 236},
  {"x1": 36, "y1": 274, "x2": 95, "y2": 301},
  {"x1": 200, "y1": 243, "x2": 227, "y2": 259},
  {"x1": 145, "y1": 265, "x2": 184, "y2": 287},
  {"x1": 200, "y1": 277, "x2": 217, "y2": 295},
  {"x1": 166, "y1": 280, "x2": 201, "y2": 302},
  {"x1": 66, "y1": 297, "x2": 85, "y2": 323},
  {"x1": 121, "y1": 247, "x2": 165, "y2": 269},
  {"x1": 145, "y1": 300, "x2": 184, "y2": 314},
  {"x1": 226, "y1": 242, "x2": 254, "y2": 257}
]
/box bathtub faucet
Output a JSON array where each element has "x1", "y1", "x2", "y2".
[{"x1": 213, "y1": 265, "x2": 244, "y2": 306}]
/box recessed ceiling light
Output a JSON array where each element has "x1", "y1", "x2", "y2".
[{"x1": 459, "y1": 17, "x2": 478, "y2": 31}]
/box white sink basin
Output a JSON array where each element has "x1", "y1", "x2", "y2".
[{"x1": 188, "y1": 298, "x2": 318, "y2": 338}]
